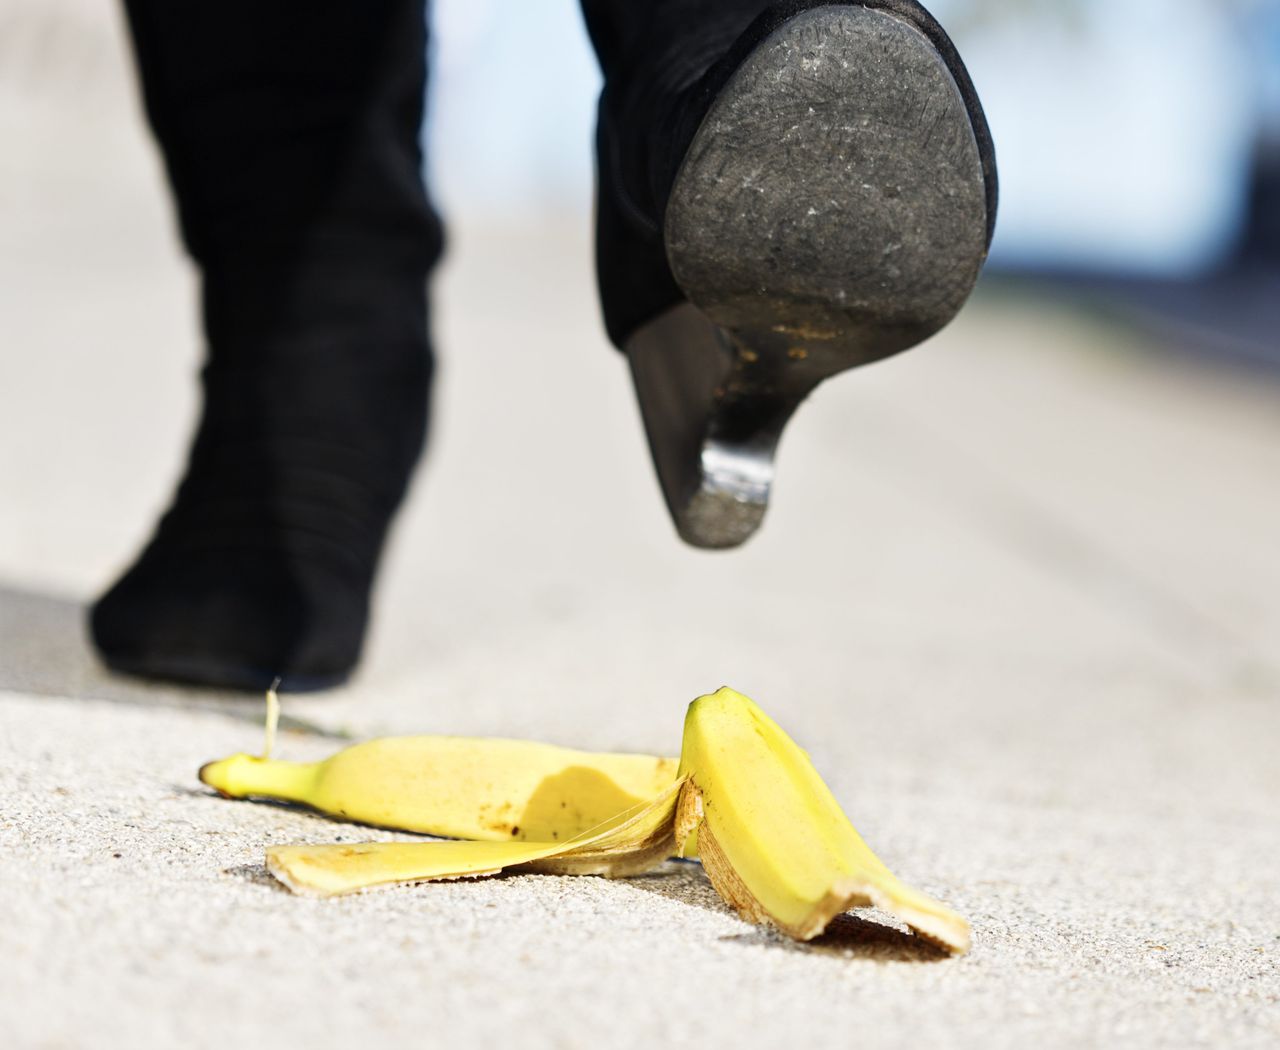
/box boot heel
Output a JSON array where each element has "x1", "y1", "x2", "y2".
[{"x1": 628, "y1": 4, "x2": 991, "y2": 548}]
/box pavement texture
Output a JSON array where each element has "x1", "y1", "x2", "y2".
[{"x1": 2, "y1": 5, "x2": 1279, "y2": 1049}]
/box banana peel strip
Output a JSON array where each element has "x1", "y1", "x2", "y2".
[
  {"x1": 690, "y1": 802, "x2": 970, "y2": 953},
  {"x1": 672, "y1": 689, "x2": 971, "y2": 954},
  {"x1": 266, "y1": 780, "x2": 686, "y2": 897},
  {"x1": 201, "y1": 738, "x2": 680, "y2": 845}
]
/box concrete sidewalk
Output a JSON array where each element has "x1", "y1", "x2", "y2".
[{"x1": 2, "y1": 5, "x2": 1278, "y2": 1048}]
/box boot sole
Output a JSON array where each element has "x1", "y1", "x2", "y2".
[{"x1": 627, "y1": 5, "x2": 989, "y2": 548}]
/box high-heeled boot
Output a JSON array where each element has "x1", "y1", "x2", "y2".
[{"x1": 585, "y1": 0, "x2": 997, "y2": 547}]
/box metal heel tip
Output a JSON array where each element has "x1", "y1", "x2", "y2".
[{"x1": 674, "y1": 439, "x2": 773, "y2": 549}]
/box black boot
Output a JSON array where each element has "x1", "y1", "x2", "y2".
[
  {"x1": 91, "y1": 2, "x2": 443, "y2": 691},
  {"x1": 584, "y1": 0, "x2": 997, "y2": 547}
]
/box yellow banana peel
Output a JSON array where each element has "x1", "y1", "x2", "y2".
[
  {"x1": 200, "y1": 737, "x2": 679, "y2": 843},
  {"x1": 675, "y1": 688, "x2": 970, "y2": 953},
  {"x1": 267, "y1": 779, "x2": 685, "y2": 896},
  {"x1": 202, "y1": 687, "x2": 969, "y2": 954}
]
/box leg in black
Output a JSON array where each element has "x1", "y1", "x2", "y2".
[
  {"x1": 93, "y1": 1, "x2": 442, "y2": 690},
  {"x1": 582, "y1": 1, "x2": 997, "y2": 548}
]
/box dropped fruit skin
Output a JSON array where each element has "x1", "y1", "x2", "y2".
[
  {"x1": 202, "y1": 687, "x2": 970, "y2": 954},
  {"x1": 675, "y1": 688, "x2": 970, "y2": 952},
  {"x1": 266, "y1": 780, "x2": 686, "y2": 896},
  {"x1": 200, "y1": 737, "x2": 679, "y2": 843}
]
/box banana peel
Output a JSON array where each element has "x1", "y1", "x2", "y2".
[
  {"x1": 200, "y1": 737, "x2": 680, "y2": 843},
  {"x1": 675, "y1": 689, "x2": 969, "y2": 952},
  {"x1": 202, "y1": 687, "x2": 969, "y2": 954},
  {"x1": 267, "y1": 780, "x2": 685, "y2": 896}
]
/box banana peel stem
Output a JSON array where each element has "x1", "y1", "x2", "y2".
[{"x1": 262, "y1": 680, "x2": 281, "y2": 760}]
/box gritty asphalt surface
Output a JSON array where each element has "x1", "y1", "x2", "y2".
[{"x1": 3, "y1": 5, "x2": 1279, "y2": 1048}]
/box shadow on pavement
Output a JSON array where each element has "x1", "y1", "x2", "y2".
[
  {"x1": 221, "y1": 863, "x2": 292, "y2": 891},
  {"x1": 625, "y1": 862, "x2": 947, "y2": 963},
  {"x1": 0, "y1": 580, "x2": 345, "y2": 738}
]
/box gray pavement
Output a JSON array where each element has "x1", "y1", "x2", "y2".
[{"x1": 2, "y1": 5, "x2": 1278, "y2": 1048}]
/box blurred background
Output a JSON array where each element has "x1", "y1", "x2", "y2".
[
  {"x1": 0, "y1": 0, "x2": 1277, "y2": 725},
  {"x1": 426, "y1": 0, "x2": 1280, "y2": 366}
]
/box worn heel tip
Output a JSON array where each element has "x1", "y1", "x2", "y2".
[{"x1": 675, "y1": 485, "x2": 769, "y2": 550}]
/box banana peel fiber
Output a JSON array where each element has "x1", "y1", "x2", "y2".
[{"x1": 201, "y1": 687, "x2": 970, "y2": 954}]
